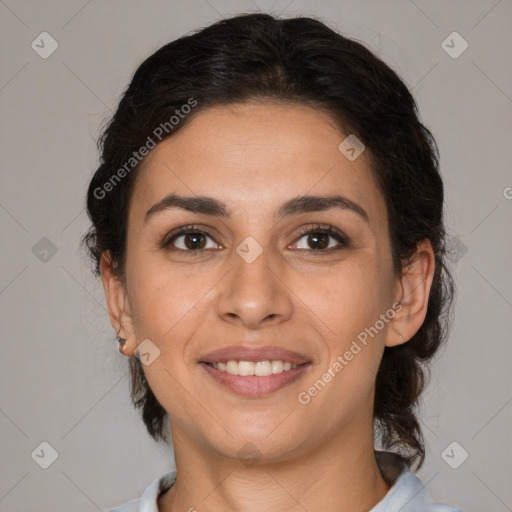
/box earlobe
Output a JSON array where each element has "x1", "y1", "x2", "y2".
[
  {"x1": 100, "y1": 251, "x2": 137, "y2": 356},
  {"x1": 385, "y1": 240, "x2": 436, "y2": 348}
]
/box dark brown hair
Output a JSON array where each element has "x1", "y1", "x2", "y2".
[{"x1": 82, "y1": 12, "x2": 455, "y2": 470}]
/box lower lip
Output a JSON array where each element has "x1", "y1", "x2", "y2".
[{"x1": 200, "y1": 362, "x2": 312, "y2": 397}]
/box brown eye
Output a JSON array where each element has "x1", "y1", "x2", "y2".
[
  {"x1": 304, "y1": 232, "x2": 330, "y2": 250},
  {"x1": 181, "y1": 233, "x2": 208, "y2": 250},
  {"x1": 163, "y1": 226, "x2": 219, "y2": 253},
  {"x1": 291, "y1": 225, "x2": 349, "y2": 253}
]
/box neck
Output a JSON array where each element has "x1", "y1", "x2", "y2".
[{"x1": 158, "y1": 420, "x2": 390, "y2": 512}]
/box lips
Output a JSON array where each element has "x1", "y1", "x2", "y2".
[
  {"x1": 198, "y1": 345, "x2": 313, "y2": 397},
  {"x1": 199, "y1": 345, "x2": 311, "y2": 365},
  {"x1": 200, "y1": 360, "x2": 312, "y2": 397}
]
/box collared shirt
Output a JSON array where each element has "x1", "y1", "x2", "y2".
[{"x1": 106, "y1": 451, "x2": 462, "y2": 512}]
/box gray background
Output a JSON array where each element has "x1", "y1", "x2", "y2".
[{"x1": 1, "y1": 0, "x2": 511, "y2": 510}]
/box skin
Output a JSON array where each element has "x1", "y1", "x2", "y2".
[{"x1": 101, "y1": 101, "x2": 435, "y2": 512}]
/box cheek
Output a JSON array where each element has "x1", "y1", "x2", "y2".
[
  {"x1": 308, "y1": 260, "x2": 387, "y2": 326},
  {"x1": 129, "y1": 267, "x2": 206, "y2": 339},
  {"x1": 301, "y1": 266, "x2": 389, "y2": 406},
  {"x1": 303, "y1": 260, "x2": 391, "y2": 382},
  {"x1": 128, "y1": 266, "x2": 207, "y2": 401}
]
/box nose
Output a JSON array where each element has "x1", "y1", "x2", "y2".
[{"x1": 216, "y1": 245, "x2": 293, "y2": 330}]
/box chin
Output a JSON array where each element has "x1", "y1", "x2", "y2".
[{"x1": 208, "y1": 425, "x2": 309, "y2": 463}]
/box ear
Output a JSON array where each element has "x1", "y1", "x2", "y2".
[
  {"x1": 100, "y1": 251, "x2": 137, "y2": 356},
  {"x1": 386, "y1": 239, "x2": 436, "y2": 347}
]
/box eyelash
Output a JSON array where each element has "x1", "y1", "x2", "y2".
[{"x1": 161, "y1": 223, "x2": 349, "y2": 256}]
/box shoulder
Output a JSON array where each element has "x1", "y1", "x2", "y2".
[
  {"x1": 104, "y1": 470, "x2": 177, "y2": 512},
  {"x1": 373, "y1": 451, "x2": 463, "y2": 512},
  {"x1": 391, "y1": 470, "x2": 462, "y2": 511}
]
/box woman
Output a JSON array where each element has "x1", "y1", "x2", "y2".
[{"x1": 82, "y1": 12, "x2": 460, "y2": 512}]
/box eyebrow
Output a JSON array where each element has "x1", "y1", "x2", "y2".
[{"x1": 144, "y1": 193, "x2": 369, "y2": 224}]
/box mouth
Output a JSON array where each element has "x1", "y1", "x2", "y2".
[
  {"x1": 200, "y1": 362, "x2": 312, "y2": 398},
  {"x1": 198, "y1": 345, "x2": 312, "y2": 397},
  {"x1": 199, "y1": 359, "x2": 312, "y2": 397}
]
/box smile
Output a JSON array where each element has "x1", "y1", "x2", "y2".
[{"x1": 200, "y1": 361, "x2": 311, "y2": 397}]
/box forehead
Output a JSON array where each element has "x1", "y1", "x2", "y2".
[{"x1": 130, "y1": 102, "x2": 386, "y2": 225}]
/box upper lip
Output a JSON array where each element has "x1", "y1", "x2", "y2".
[{"x1": 199, "y1": 345, "x2": 311, "y2": 365}]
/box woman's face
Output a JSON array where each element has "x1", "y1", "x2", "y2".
[{"x1": 118, "y1": 102, "x2": 402, "y2": 461}]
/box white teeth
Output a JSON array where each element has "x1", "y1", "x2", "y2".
[
  {"x1": 271, "y1": 360, "x2": 283, "y2": 373},
  {"x1": 226, "y1": 360, "x2": 239, "y2": 375},
  {"x1": 255, "y1": 360, "x2": 272, "y2": 376},
  {"x1": 238, "y1": 361, "x2": 254, "y2": 376},
  {"x1": 210, "y1": 360, "x2": 299, "y2": 376}
]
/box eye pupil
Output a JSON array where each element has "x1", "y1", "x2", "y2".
[
  {"x1": 308, "y1": 233, "x2": 329, "y2": 250},
  {"x1": 184, "y1": 233, "x2": 206, "y2": 250}
]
